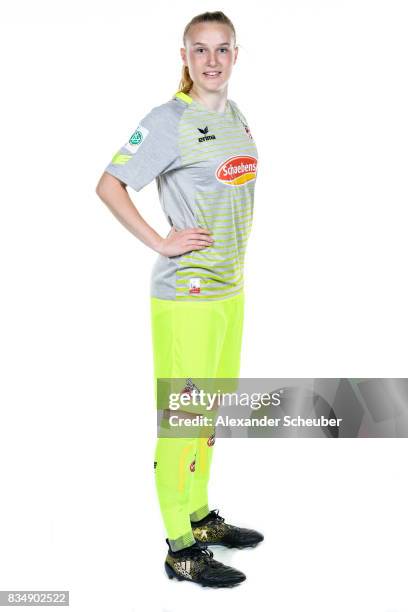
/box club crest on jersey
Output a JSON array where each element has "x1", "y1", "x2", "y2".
[
  {"x1": 124, "y1": 124, "x2": 149, "y2": 153},
  {"x1": 197, "y1": 126, "x2": 216, "y2": 143},
  {"x1": 237, "y1": 114, "x2": 254, "y2": 140},
  {"x1": 244, "y1": 124, "x2": 253, "y2": 139},
  {"x1": 215, "y1": 155, "x2": 257, "y2": 186}
]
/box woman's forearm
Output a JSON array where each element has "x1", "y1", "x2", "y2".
[{"x1": 95, "y1": 172, "x2": 164, "y2": 253}]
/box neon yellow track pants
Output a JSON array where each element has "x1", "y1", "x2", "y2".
[{"x1": 150, "y1": 290, "x2": 244, "y2": 551}]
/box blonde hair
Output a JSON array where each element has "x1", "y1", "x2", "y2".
[{"x1": 178, "y1": 11, "x2": 237, "y2": 95}]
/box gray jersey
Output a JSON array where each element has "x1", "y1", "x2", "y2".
[{"x1": 104, "y1": 90, "x2": 258, "y2": 301}]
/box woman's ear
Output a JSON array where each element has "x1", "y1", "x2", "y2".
[{"x1": 180, "y1": 47, "x2": 187, "y2": 66}]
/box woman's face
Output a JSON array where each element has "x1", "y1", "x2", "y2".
[{"x1": 181, "y1": 22, "x2": 238, "y2": 94}]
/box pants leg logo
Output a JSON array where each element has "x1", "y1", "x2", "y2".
[{"x1": 207, "y1": 434, "x2": 215, "y2": 447}]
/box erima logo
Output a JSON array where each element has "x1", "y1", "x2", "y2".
[{"x1": 197, "y1": 126, "x2": 216, "y2": 143}]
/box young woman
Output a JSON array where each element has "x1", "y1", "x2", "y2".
[{"x1": 96, "y1": 11, "x2": 263, "y2": 588}]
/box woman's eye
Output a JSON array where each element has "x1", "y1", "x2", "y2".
[{"x1": 195, "y1": 48, "x2": 228, "y2": 53}]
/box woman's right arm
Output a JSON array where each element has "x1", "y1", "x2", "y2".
[{"x1": 95, "y1": 172, "x2": 214, "y2": 257}]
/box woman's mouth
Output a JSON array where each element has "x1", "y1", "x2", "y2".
[{"x1": 203, "y1": 71, "x2": 222, "y2": 79}]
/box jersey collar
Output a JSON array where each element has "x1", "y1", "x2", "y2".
[
  {"x1": 173, "y1": 91, "x2": 193, "y2": 104},
  {"x1": 173, "y1": 90, "x2": 231, "y2": 117}
]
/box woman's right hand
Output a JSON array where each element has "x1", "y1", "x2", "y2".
[{"x1": 157, "y1": 226, "x2": 214, "y2": 257}]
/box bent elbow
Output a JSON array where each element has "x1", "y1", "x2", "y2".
[
  {"x1": 96, "y1": 172, "x2": 126, "y2": 198},
  {"x1": 95, "y1": 176, "x2": 105, "y2": 197},
  {"x1": 96, "y1": 173, "x2": 111, "y2": 199}
]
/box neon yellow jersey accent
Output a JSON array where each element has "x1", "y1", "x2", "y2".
[
  {"x1": 173, "y1": 90, "x2": 193, "y2": 104},
  {"x1": 111, "y1": 152, "x2": 132, "y2": 165}
]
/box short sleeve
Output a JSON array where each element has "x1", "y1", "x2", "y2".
[{"x1": 103, "y1": 103, "x2": 181, "y2": 192}]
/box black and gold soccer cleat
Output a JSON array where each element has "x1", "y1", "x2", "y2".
[
  {"x1": 191, "y1": 509, "x2": 264, "y2": 548},
  {"x1": 164, "y1": 539, "x2": 246, "y2": 588}
]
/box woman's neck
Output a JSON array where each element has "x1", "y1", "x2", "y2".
[{"x1": 188, "y1": 87, "x2": 228, "y2": 114}]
